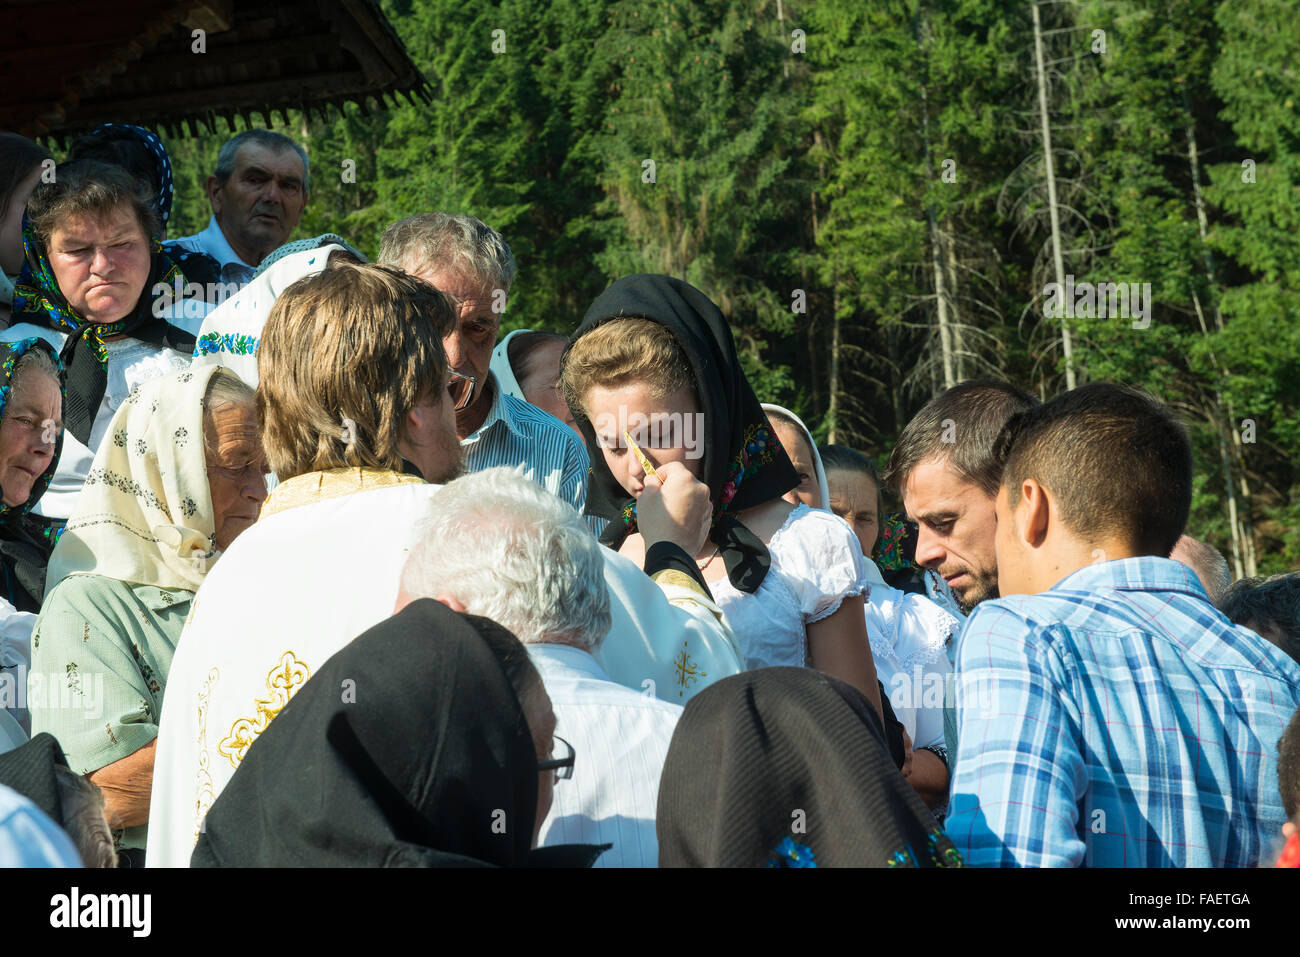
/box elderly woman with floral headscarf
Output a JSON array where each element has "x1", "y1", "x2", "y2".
[
  {"x1": 29, "y1": 364, "x2": 266, "y2": 863},
  {"x1": 4, "y1": 159, "x2": 213, "y2": 530},
  {"x1": 0, "y1": 337, "x2": 64, "y2": 748}
]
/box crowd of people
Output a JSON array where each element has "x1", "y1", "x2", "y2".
[{"x1": 0, "y1": 124, "x2": 1297, "y2": 869}]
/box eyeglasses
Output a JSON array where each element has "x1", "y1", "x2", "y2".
[
  {"x1": 537, "y1": 735, "x2": 575, "y2": 784},
  {"x1": 447, "y1": 371, "x2": 477, "y2": 412}
]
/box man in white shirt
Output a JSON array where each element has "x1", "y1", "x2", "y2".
[
  {"x1": 166, "y1": 130, "x2": 308, "y2": 286},
  {"x1": 397, "y1": 466, "x2": 729, "y2": 867}
]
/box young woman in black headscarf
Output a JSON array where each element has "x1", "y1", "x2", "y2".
[
  {"x1": 191, "y1": 598, "x2": 608, "y2": 867},
  {"x1": 657, "y1": 668, "x2": 963, "y2": 868},
  {"x1": 559, "y1": 274, "x2": 881, "y2": 714}
]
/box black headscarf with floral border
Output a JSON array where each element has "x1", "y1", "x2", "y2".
[
  {"x1": 567, "y1": 274, "x2": 800, "y2": 594},
  {"x1": 0, "y1": 336, "x2": 65, "y2": 610}
]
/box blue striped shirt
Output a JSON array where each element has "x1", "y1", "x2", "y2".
[
  {"x1": 462, "y1": 372, "x2": 590, "y2": 516},
  {"x1": 947, "y1": 556, "x2": 1300, "y2": 867}
]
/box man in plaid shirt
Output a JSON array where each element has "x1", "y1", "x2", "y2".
[{"x1": 946, "y1": 383, "x2": 1300, "y2": 867}]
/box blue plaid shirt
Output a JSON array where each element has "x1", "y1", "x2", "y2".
[{"x1": 946, "y1": 557, "x2": 1300, "y2": 867}]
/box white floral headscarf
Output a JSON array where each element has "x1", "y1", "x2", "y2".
[{"x1": 45, "y1": 365, "x2": 224, "y2": 595}]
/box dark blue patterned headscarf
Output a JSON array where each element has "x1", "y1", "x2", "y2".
[
  {"x1": 70, "y1": 124, "x2": 174, "y2": 226},
  {"x1": 0, "y1": 337, "x2": 68, "y2": 609},
  {"x1": 0, "y1": 337, "x2": 65, "y2": 521}
]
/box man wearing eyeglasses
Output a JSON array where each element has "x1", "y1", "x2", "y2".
[
  {"x1": 377, "y1": 214, "x2": 591, "y2": 518},
  {"x1": 397, "y1": 468, "x2": 713, "y2": 867}
]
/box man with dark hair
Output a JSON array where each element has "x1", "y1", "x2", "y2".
[
  {"x1": 1220, "y1": 572, "x2": 1300, "y2": 665},
  {"x1": 166, "y1": 129, "x2": 308, "y2": 284},
  {"x1": 886, "y1": 379, "x2": 1038, "y2": 611},
  {"x1": 947, "y1": 383, "x2": 1300, "y2": 867}
]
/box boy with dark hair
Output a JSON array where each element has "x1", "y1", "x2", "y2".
[
  {"x1": 1220, "y1": 572, "x2": 1300, "y2": 665},
  {"x1": 946, "y1": 383, "x2": 1300, "y2": 867}
]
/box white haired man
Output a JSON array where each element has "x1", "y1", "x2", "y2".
[
  {"x1": 377, "y1": 214, "x2": 591, "y2": 516},
  {"x1": 398, "y1": 467, "x2": 736, "y2": 867}
]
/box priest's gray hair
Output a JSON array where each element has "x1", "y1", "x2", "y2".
[
  {"x1": 377, "y1": 212, "x2": 517, "y2": 294},
  {"x1": 401, "y1": 467, "x2": 611, "y2": 651}
]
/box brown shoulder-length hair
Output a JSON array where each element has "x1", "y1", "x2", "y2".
[{"x1": 256, "y1": 263, "x2": 455, "y2": 480}]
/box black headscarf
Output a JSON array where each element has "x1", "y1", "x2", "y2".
[
  {"x1": 191, "y1": 599, "x2": 607, "y2": 868},
  {"x1": 0, "y1": 732, "x2": 69, "y2": 827},
  {"x1": 68, "y1": 124, "x2": 175, "y2": 228},
  {"x1": 568, "y1": 274, "x2": 800, "y2": 593},
  {"x1": 0, "y1": 337, "x2": 65, "y2": 610},
  {"x1": 656, "y1": 668, "x2": 964, "y2": 868}
]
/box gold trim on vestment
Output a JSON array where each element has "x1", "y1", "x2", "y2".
[
  {"x1": 672, "y1": 640, "x2": 707, "y2": 697},
  {"x1": 194, "y1": 667, "x2": 219, "y2": 843},
  {"x1": 258, "y1": 467, "x2": 427, "y2": 519},
  {"x1": 650, "y1": 568, "x2": 709, "y2": 600},
  {"x1": 218, "y1": 651, "x2": 312, "y2": 769}
]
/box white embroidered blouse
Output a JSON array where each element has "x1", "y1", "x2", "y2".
[{"x1": 709, "y1": 504, "x2": 869, "y2": 670}]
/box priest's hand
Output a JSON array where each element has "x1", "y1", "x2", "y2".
[{"x1": 637, "y1": 462, "x2": 712, "y2": 558}]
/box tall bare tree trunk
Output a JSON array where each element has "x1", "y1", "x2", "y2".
[
  {"x1": 809, "y1": 129, "x2": 825, "y2": 418},
  {"x1": 828, "y1": 287, "x2": 841, "y2": 443},
  {"x1": 777, "y1": 0, "x2": 789, "y2": 79},
  {"x1": 1031, "y1": 0, "x2": 1076, "y2": 389},
  {"x1": 1187, "y1": 115, "x2": 1257, "y2": 576},
  {"x1": 944, "y1": 220, "x2": 964, "y2": 381},
  {"x1": 927, "y1": 210, "x2": 956, "y2": 389},
  {"x1": 915, "y1": 10, "x2": 956, "y2": 389},
  {"x1": 1193, "y1": 293, "x2": 1245, "y2": 578}
]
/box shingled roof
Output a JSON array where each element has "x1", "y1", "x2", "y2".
[{"x1": 2, "y1": 0, "x2": 431, "y2": 145}]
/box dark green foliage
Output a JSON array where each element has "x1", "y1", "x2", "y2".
[{"x1": 148, "y1": 0, "x2": 1295, "y2": 569}]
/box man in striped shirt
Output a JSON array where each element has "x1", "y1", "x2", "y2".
[
  {"x1": 947, "y1": 383, "x2": 1300, "y2": 866},
  {"x1": 377, "y1": 214, "x2": 589, "y2": 515}
]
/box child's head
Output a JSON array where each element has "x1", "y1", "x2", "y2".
[{"x1": 819, "y1": 445, "x2": 883, "y2": 559}]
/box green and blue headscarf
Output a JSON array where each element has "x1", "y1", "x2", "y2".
[{"x1": 11, "y1": 205, "x2": 196, "y2": 446}]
